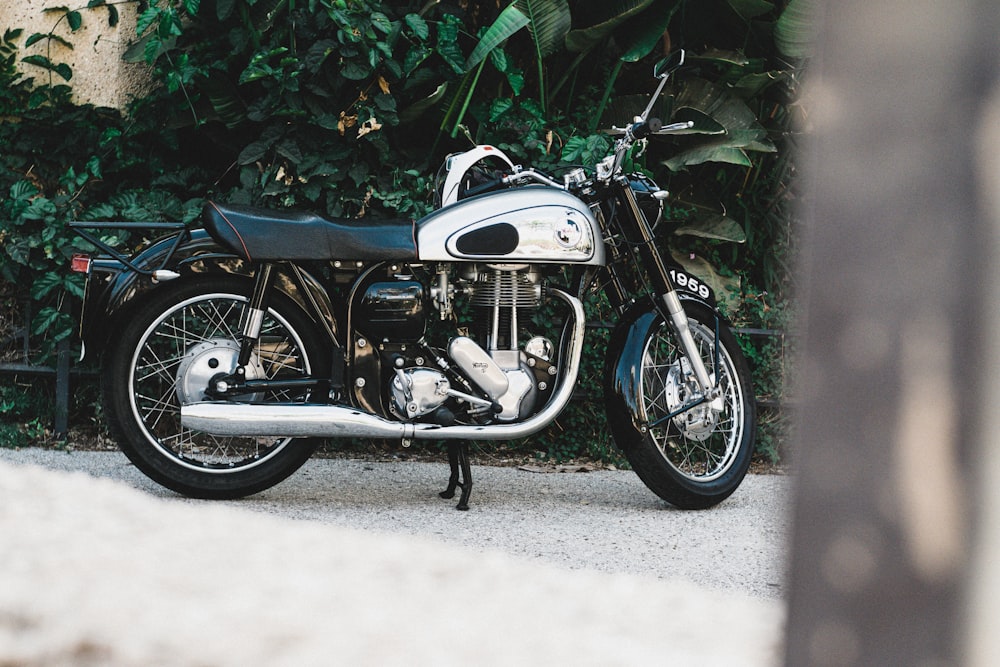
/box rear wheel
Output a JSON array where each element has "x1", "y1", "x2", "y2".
[
  {"x1": 606, "y1": 301, "x2": 756, "y2": 509},
  {"x1": 103, "y1": 275, "x2": 329, "y2": 499}
]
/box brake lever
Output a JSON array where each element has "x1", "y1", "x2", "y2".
[{"x1": 653, "y1": 121, "x2": 696, "y2": 134}]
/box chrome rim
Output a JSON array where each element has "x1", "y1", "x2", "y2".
[
  {"x1": 639, "y1": 319, "x2": 745, "y2": 482},
  {"x1": 127, "y1": 292, "x2": 313, "y2": 473}
]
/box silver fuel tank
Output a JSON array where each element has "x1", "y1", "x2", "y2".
[{"x1": 416, "y1": 186, "x2": 605, "y2": 265}]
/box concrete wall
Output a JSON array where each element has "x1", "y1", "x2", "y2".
[{"x1": 1, "y1": 0, "x2": 149, "y2": 109}]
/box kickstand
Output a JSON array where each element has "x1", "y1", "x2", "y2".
[{"x1": 439, "y1": 441, "x2": 473, "y2": 510}]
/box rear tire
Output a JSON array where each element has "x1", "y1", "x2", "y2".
[
  {"x1": 103, "y1": 275, "x2": 329, "y2": 499},
  {"x1": 605, "y1": 301, "x2": 756, "y2": 509}
]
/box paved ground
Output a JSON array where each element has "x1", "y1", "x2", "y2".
[
  {"x1": 0, "y1": 447, "x2": 790, "y2": 665},
  {"x1": 0, "y1": 448, "x2": 791, "y2": 599}
]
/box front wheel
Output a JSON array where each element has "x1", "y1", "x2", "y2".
[
  {"x1": 103, "y1": 275, "x2": 330, "y2": 499},
  {"x1": 605, "y1": 301, "x2": 757, "y2": 509}
]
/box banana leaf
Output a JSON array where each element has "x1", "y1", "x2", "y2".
[
  {"x1": 464, "y1": 4, "x2": 530, "y2": 72},
  {"x1": 726, "y1": 0, "x2": 775, "y2": 22},
  {"x1": 674, "y1": 214, "x2": 747, "y2": 243},
  {"x1": 618, "y1": 1, "x2": 680, "y2": 63},
  {"x1": 670, "y1": 251, "x2": 742, "y2": 312},
  {"x1": 663, "y1": 78, "x2": 775, "y2": 170},
  {"x1": 564, "y1": 0, "x2": 655, "y2": 53},
  {"x1": 775, "y1": 0, "x2": 818, "y2": 59},
  {"x1": 514, "y1": 0, "x2": 572, "y2": 59}
]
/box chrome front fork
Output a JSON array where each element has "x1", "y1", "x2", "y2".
[{"x1": 661, "y1": 290, "x2": 720, "y2": 400}]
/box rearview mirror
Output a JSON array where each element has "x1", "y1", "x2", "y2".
[{"x1": 654, "y1": 49, "x2": 685, "y2": 79}]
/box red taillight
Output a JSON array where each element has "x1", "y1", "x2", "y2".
[{"x1": 70, "y1": 253, "x2": 92, "y2": 273}]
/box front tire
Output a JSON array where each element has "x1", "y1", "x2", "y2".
[
  {"x1": 103, "y1": 275, "x2": 329, "y2": 499},
  {"x1": 605, "y1": 301, "x2": 757, "y2": 509}
]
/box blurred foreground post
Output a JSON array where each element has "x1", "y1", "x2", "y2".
[{"x1": 785, "y1": 1, "x2": 999, "y2": 664}]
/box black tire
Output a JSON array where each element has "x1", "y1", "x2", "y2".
[
  {"x1": 103, "y1": 275, "x2": 329, "y2": 499},
  {"x1": 606, "y1": 301, "x2": 756, "y2": 509}
]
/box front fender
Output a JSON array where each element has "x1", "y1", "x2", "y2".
[{"x1": 603, "y1": 294, "x2": 721, "y2": 435}]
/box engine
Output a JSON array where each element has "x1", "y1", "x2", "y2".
[{"x1": 352, "y1": 263, "x2": 557, "y2": 425}]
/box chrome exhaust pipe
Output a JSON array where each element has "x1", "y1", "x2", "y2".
[
  {"x1": 181, "y1": 402, "x2": 413, "y2": 439},
  {"x1": 181, "y1": 289, "x2": 585, "y2": 441}
]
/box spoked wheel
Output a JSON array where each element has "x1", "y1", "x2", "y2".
[
  {"x1": 606, "y1": 301, "x2": 756, "y2": 509},
  {"x1": 103, "y1": 275, "x2": 329, "y2": 499}
]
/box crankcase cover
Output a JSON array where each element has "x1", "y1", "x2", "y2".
[
  {"x1": 356, "y1": 280, "x2": 425, "y2": 342},
  {"x1": 416, "y1": 187, "x2": 605, "y2": 265}
]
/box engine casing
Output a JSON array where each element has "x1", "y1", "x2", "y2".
[{"x1": 416, "y1": 186, "x2": 605, "y2": 265}]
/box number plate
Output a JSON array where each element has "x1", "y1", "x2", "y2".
[{"x1": 668, "y1": 268, "x2": 714, "y2": 302}]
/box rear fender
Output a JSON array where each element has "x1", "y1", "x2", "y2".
[{"x1": 80, "y1": 229, "x2": 339, "y2": 359}]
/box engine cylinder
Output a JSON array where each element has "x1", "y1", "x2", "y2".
[{"x1": 467, "y1": 267, "x2": 541, "y2": 309}]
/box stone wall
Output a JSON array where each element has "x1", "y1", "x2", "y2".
[{"x1": 1, "y1": 0, "x2": 150, "y2": 109}]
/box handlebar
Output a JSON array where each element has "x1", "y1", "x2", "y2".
[
  {"x1": 461, "y1": 168, "x2": 566, "y2": 199},
  {"x1": 631, "y1": 117, "x2": 663, "y2": 140}
]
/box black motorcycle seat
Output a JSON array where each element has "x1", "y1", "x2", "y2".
[{"x1": 203, "y1": 201, "x2": 417, "y2": 262}]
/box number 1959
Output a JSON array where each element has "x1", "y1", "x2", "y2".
[{"x1": 668, "y1": 269, "x2": 712, "y2": 301}]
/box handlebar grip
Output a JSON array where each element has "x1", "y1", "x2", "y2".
[
  {"x1": 463, "y1": 177, "x2": 505, "y2": 198},
  {"x1": 632, "y1": 117, "x2": 663, "y2": 139}
]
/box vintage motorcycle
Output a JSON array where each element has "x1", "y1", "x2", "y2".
[{"x1": 70, "y1": 50, "x2": 756, "y2": 510}]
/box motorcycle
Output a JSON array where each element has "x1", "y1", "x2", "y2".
[{"x1": 70, "y1": 50, "x2": 756, "y2": 510}]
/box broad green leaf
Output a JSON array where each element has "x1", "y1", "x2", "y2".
[
  {"x1": 564, "y1": 0, "x2": 655, "y2": 53},
  {"x1": 464, "y1": 4, "x2": 530, "y2": 72},
  {"x1": 9, "y1": 181, "x2": 39, "y2": 201},
  {"x1": 31, "y1": 272, "x2": 64, "y2": 299},
  {"x1": 505, "y1": 68, "x2": 525, "y2": 95},
  {"x1": 664, "y1": 145, "x2": 751, "y2": 170},
  {"x1": 238, "y1": 139, "x2": 269, "y2": 165},
  {"x1": 405, "y1": 14, "x2": 429, "y2": 40},
  {"x1": 514, "y1": 0, "x2": 572, "y2": 59},
  {"x1": 21, "y1": 55, "x2": 73, "y2": 81},
  {"x1": 670, "y1": 251, "x2": 742, "y2": 312},
  {"x1": 32, "y1": 307, "x2": 62, "y2": 336},
  {"x1": 25, "y1": 33, "x2": 47, "y2": 48},
  {"x1": 276, "y1": 139, "x2": 302, "y2": 164},
  {"x1": 727, "y1": 0, "x2": 774, "y2": 21},
  {"x1": 66, "y1": 10, "x2": 83, "y2": 31},
  {"x1": 136, "y1": 7, "x2": 159, "y2": 36},
  {"x1": 674, "y1": 214, "x2": 747, "y2": 243},
  {"x1": 201, "y1": 71, "x2": 246, "y2": 128},
  {"x1": 436, "y1": 14, "x2": 465, "y2": 74},
  {"x1": 490, "y1": 97, "x2": 514, "y2": 121},
  {"x1": 403, "y1": 44, "x2": 431, "y2": 75},
  {"x1": 370, "y1": 12, "x2": 392, "y2": 35},
  {"x1": 618, "y1": 1, "x2": 680, "y2": 63},
  {"x1": 398, "y1": 82, "x2": 448, "y2": 123},
  {"x1": 216, "y1": 0, "x2": 235, "y2": 20},
  {"x1": 672, "y1": 108, "x2": 727, "y2": 135},
  {"x1": 688, "y1": 48, "x2": 751, "y2": 67},
  {"x1": 673, "y1": 78, "x2": 769, "y2": 146},
  {"x1": 341, "y1": 58, "x2": 371, "y2": 80},
  {"x1": 732, "y1": 71, "x2": 787, "y2": 98},
  {"x1": 775, "y1": 0, "x2": 818, "y2": 58}
]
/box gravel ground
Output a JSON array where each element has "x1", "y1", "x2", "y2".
[
  {"x1": 0, "y1": 447, "x2": 790, "y2": 600},
  {"x1": 0, "y1": 449, "x2": 789, "y2": 665}
]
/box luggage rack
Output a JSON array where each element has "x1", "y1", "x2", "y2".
[{"x1": 67, "y1": 221, "x2": 189, "y2": 276}]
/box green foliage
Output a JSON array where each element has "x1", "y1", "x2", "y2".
[
  {"x1": 0, "y1": 0, "x2": 809, "y2": 463},
  {"x1": 0, "y1": 379, "x2": 52, "y2": 448}
]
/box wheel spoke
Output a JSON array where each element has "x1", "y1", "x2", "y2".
[
  {"x1": 641, "y1": 319, "x2": 744, "y2": 482},
  {"x1": 129, "y1": 292, "x2": 314, "y2": 472}
]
